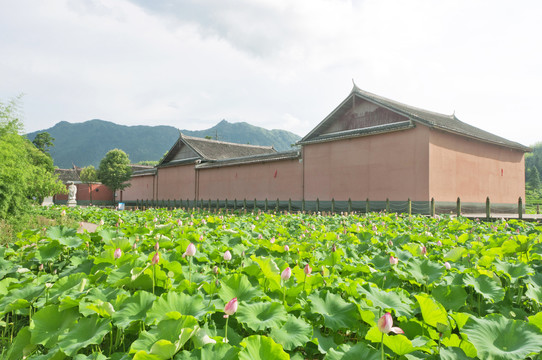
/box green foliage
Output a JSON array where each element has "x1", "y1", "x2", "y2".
[
  {"x1": 97, "y1": 149, "x2": 132, "y2": 201},
  {"x1": 25, "y1": 119, "x2": 302, "y2": 168},
  {"x1": 3, "y1": 207, "x2": 542, "y2": 358},
  {"x1": 80, "y1": 165, "x2": 98, "y2": 203},
  {"x1": 136, "y1": 161, "x2": 158, "y2": 166},
  {"x1": 0, "y1": 98, "x2": 66, "y2": 219},
  {"x1": 31, "y1": 132, "x2": 55, "y2": 154}
]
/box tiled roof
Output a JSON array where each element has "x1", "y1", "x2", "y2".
[
  {"x1": 196, "y1": 150, "x2": 301, "y2": 169},
  {"x1": 55, "y1": 167, "x2": 81, "y2": 183},
  {"x1": 300, "y1": 85, "x2": 530, "y2": 152},
  {"x1": 159, "y1": 133, "x2": 277, "y2": 166}
]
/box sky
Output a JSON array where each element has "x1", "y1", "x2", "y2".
[{"x1": 1, "y1": 0, "x2": 540, "y2": 146}]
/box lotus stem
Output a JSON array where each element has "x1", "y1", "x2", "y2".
[{"x1": 225, "y1": 316, "x2": 230, "y2": 343}]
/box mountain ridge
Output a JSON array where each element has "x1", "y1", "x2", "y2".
[{"x1": 26, "y1": 119, "x2": 301, "y2": 168}]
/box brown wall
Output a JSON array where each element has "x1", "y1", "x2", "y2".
[
  {"x1": 121, "y1": 175, "x2": 155, "y2": 201},
  {"x1": 302, "y1": 126, "x2": 431, "y2": 201},
  {"x1": 156, "y1": 165, "x2": 196, "y2": 200},
  {"x1": 429, "y1": 130, "x2": 525, "y2": 203},
  {"x1": 197, "y1": 159, "x2": 303, "y2": 200}
]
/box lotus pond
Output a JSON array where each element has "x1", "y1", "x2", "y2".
[{"x1": 1, "y1": 206, "x2": 542, "y2": 359}]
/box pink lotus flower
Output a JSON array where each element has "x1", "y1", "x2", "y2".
[
  {"x1": 436, "y1": 240, "x2": 442, "y2": 247},
  {"x1": 152, "y1": 252, "x2": 159, "y2": 265},
  {"x1": 444, "y1": 261, "x2": 451, "y2": 270},
  {"x1": 421, "y1": 246, "x2": 427, "y2": 256},
  {"x1": 270, "y1": 237, "x2": 275, "y2": 244},
  {"x1": 114, "y1": 248, "x2": 122, "y2": 259},
  {"x1": 389, "y1": 256, "x2": 399, "y2": 265},
  {"x1": 378, "y1": 313, "x2": 404, "y2": 334},
  {"x1": 284, "y1": 245, "x2": 289, "y2": 251},
  {"x1": 281, "y1": 267, "x2": 292, "y2": 281},
  {"x1": 183, "y1": 243, "x2": 196, "y2": 258},
  {"x1": 224, "y1": 297, "x2": 238, "y2": 318},
  {"x1": 177, "y1": 219, "x2": 183, "y2": 226},
  {"x1": 304, "y1": 264, "x2": 312, "y2": 275},
  {"x1": 223, "y1": 250, "x2": 232, "y2": 261}
]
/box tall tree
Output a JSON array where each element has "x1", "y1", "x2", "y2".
[
  {"x1": 0, "y1": 98, "x2": 66, "y2": 217},
  {"x1": 98, "y1": 149, "x2": 132, "y2": 203},
  {"x1": 32, "y1": 132, "x2": 55, "y2": 155},
  {"x1": 80, "y1": 165, "x2": 98, "y2": 204}
]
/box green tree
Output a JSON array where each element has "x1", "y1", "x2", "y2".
[
  {"x1": 98, "y1": 149, "x2": 132, "y2": 203},
  {"x1": 80, "y1": 165, "x2": 98, "y2": 204},
  {"x1": 0, "y1": 98, "x2": 66, "y2": 218},
  {"x1": 32, "y1": 132, "x2": 55, "y2": 155}
]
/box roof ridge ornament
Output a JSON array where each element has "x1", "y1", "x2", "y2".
[{"x1": 351, "y1": 79, "x2": 360, "y2": 93}]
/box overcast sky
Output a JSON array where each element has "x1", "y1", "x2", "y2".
[{"x1": 1, "y1": 0, "x2": 540, "y2": 146}]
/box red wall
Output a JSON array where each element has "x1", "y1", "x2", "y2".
[
  {"x1": 197, "y1": 159, "x2": 303, "y2": 201},
  {"x1": 121, "y1": 175, "x2": 155, "y2": 201},
  {"x1": 156, "y1": 165, "x2": 196, "y2": 200},
  {"x1": 55, "y1": 183, "x2": 114, "y2": 203},
  {"x1": 302, "y1": 126, "x2": 430, "y2": 201},
  {"x1": 429, "y1": 129, "x2": 525, "y2": 203}
]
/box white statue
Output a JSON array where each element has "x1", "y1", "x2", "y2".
[{"x1": 67, "y1": 182, "x2": 77, "y2": 207}]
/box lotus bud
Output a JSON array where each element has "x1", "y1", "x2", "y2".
[
  {"x1": 114, "y1": 248, "x2": 122, "y2": 259},
  {"x1": 133, "y1": 243, "x2": 137, "y2": 250},
  {"x1": 152, "y1": 252, "x2": 160, "y2": 265},
  {"x1": 270, "y1": 237, "x2": 275, "y2": 244},
  {"x1": 284, "y1": 245, "x2": 289, "y2": 251},
  {"x1": 177, "y1": 219, "x2": 183, "y2": 226},
  {"x1": 224, "y1": 297, "x2": 238, "y2": 318},
  {"x1": 154, "y1": 242, "x2": 159, "y2": 251},
  {"x1": 331, "y1": 244, "x2": 336, "y2": 252},
  {"x1": 377, "y1": 312, "x2": 404, "y2": 334},
  {"x1": 304, "y1": 264, "x2": 312, "y2": 275},
  {"x1": 389, "y1": 256, "x2": 399, "y2": 265},
  {"x1": 213, "y1": 266, "x2": 219, "y2": 274},
  {"x1": 61, "y1": 210, "x2": 66, "y2": 216},
  {"x1": 183, "y1": 243, "x2": 196, "y2": 258},
  {"x1": 223, "y1": 250, "x2": 232, "y2": 261},
  {"x1": 39, "y1": 264, "x2": 44, "y2": 271},
  {"x1": 99, "y1": 219, "x2": 105, "y2": 226},
  {"x1": 421, "y1": 246, "x2": 427, "y2": 256},
  {"x1": 436, "y1": 240, "x2": 442, "y2": 247},
  {"x1": 258, "y1": 233, "x2": 263, "y2": 239},
  {"x1": 444, "y1": 261, "x2": 451, "y2": 270},
  {"x1": 281, "y1": 267, "x2": 292, "y2": 281}
]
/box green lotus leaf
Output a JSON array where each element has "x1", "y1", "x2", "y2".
[
  {"x1": 0, "y1": 285, "x2": 43, "y2": 316},
  {"x1": 130, "y1": 316, "x2": 198, "y2": 355},
  {"x1": 309, "y1": 292, "x2": 360, "y2": 332},
  {"x1": 85, "y1": 301, "x2": 115, "y2": 318},
  {"x1": 48, "y1": 273, "x2": 87, "y2": 303},
  {"x1": 4, "y1": 326, "x2": 36, "y2": 360},
  {"x1": 403, "y1": 257, "x2": 444, "y2": 285},
  {"x1": 73, "y1": 353, "x2": 108, "y2": 360},
  {"x1": 57, "y1": 315, "x2": 112, "y2": 356},
  {"x1": 462, "y1": 313, "x2": 542, "y2": 360},
  {"x1": 238, "y1": 335, "x2": 289, "y2": 360},
  {"x1": 357, "y1": 283, "x2": 413, "y2": 317},
  {"x1": 528, "y1": 312, "x2": 542, "y2": 331},
  {"x1": 46, "y1": 226, "x2": 77, "y2": 241},
  {"x1": 494, "y1": 259, "x2": 533, "y2": 284},
  {"x1": 414, "y1": 293, "x2": 449, "y2": 331},
  {"x1": 146, "y1": 291, "x2": 211, "y2": 325},
  {"x1": 252, "y1": 256, "x2": 282, "y2": 291},
  {"x1": 236, "y1": 301, "x2": 287, "y2": 331},
  {"x1": 463, "y1": 274, "x2": 505, "y2": 303},
  {"x1": 313, "y1": 326, "x2": 338, "y2": 354},
  {"x1": 432, "y1": 285, "x2": 467, "y2": 311},
  {"x1": 112, "y1": 290, "x2": 156, "y2": 329},
  {"x1": 269, "y1": 314, "x2": 312, "y2": 350},
  {"x1": 366, "y1": 326, "x2": 431, "y2": 355},
  {"x1": 58, "y1": 235, "x2": 84, "y2": 249},
  {"x1": 132, "y1": 351, "x2": 162, "y2": 360},
  {"x1": 218, "y1": 274, "x2": 263, "y2": 303},
  {"x1": 175, "y1": 342, "x2": 239, "y2": 360},
  {"x1": 439, "y1": 347, "x2": 472, "y2": 360},
  {"x1": 324, "y1": 342, "x2": 380, "y2": 360},
  {"x1": 30, "y1": 305, "x2": 79, "y2": 347},
  {"x1": 37, "y1": 241, "x2": 63, "y2": 262},
  {"x1": 442, "y1": 247, "x2": 466, "y2": 262}
]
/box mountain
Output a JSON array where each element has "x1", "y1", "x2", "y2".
[{"x1": 26, "y1": 119, "x2": 301, "y2": 169}]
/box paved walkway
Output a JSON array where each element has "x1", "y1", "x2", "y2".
[{"x1": 77, "y1": 222, "x2": 99, "y2": 233}]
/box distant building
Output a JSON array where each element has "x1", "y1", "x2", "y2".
[{"x1": 122, "y1": 84, "x2": 530, "y2": 214}]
